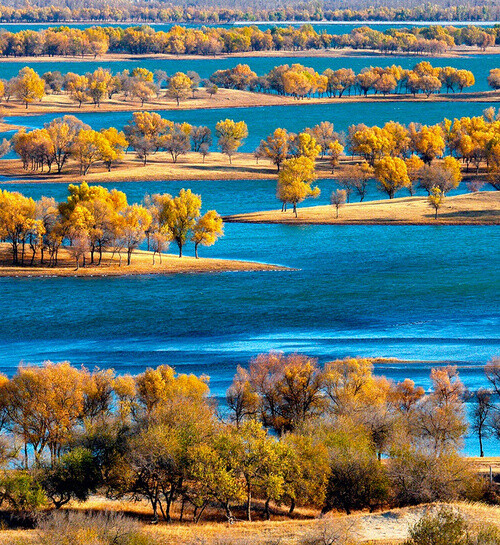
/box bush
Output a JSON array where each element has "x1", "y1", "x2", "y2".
[
  {"x1": 301, "y1": 518, "x2": 360, "y2": 545},
  {"x1": 35, "y1": 511, "x2": 152, "y2": 545},
  {"x1": 405, "y1": 506, "x2": 468, "y2": 545}
]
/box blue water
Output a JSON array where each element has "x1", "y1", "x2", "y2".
[
  {"x1": 5, "y1": 100, "x2": 496, "y2": 154},
  {"x1": 1, "y1": 21, "x2": 499, "y2": 34},
  {"x1": 0, "y1": 53, "x2": 497, "y2": 93}
]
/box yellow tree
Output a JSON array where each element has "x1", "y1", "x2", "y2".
[
  {"x1": 100, "y1": 127, "x2": 128, "y2": 171},
  {"x1": 404, "y1": 154, "x2": 425, "y2": 195},
  {"x1": 64, "y1": 73, "x2": 90, "y2": 107},
  {"x1": 261, "y1": 128, "x2": 290, "y2": 171},
  {"x1": 167, "y1": 72, "x2": 193, "y2": 105},
  {"x1": 215, "y1": 119, "x2": 248, "y2": 164},
  {"x1": 428, "y1": 187, "x2": 444, "y2": 219},
  {"x1": 328, "y1": 140, "x2": 344, "y2": 172},
  {"x1": 409, "y1": 123, "x2": 445, "y2": 163},
  {"x1": 277, "y1": 156, "x2": 320, "y2": 217},
  {"x1": 119, "y1": 204, "x2": 152, "y2": 265},
  {"x1": 0, "y1": 189, "x2": 36, "y2": 265},
  {"x1": 158, "y1": 189, "x2": 202, "y2": 257},
  {"x1": 71, "y1": 129, "x2": 112, "y2": 175},
  {"x1": 374, "y1": 156, "x2": 410, "y2": 198},
  {"x1": 295, "y1": 132, "x2": 321, "y2": 161},
  {"x1": 191, "y1": 210, "x2": 224, "y2": 258},
  {"x1": 13, "y1": 67, "x2": 45, "y2": 108}
]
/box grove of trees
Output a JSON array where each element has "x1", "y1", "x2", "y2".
[
  {"x1": 0, "y1": 183, "x2": 224, "y2": 267},
  {"x1": 0, "y1": 355, "x2": 498, "y2": 523},
  {"x1": 0, "y1": 23, "x2": 497, "y2": 59}
]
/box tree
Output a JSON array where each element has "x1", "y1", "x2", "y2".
[
  {"x1": 64, "y1": 73, "x2": 89, "y2": 107},
  {"x1": 100, "y1": 127, "x2": 128, "y2": 171},
  {"x1": 167, "y1": 72, "x2": 192, "y2": 105},
  {"x1": 277, "y1": 156, "x2": 320, "y2": 217},
  {"x1": 330, "y1": 189, "x2": 346, "y2": 218},
  {"x1": 44, "y1": 115, "x2": 89, "y2": 173},
  {"x1": 243, "y1": 353, "x2": 325, "y2": 434},
  {"x1": 405, "y1": 155, "x2": 425, "y2": 195},
  {"x1": 338, "y1": 162, "x2": 373, "y2": 202},
  {"x1": 71, "y1": 129, "x2": 112, "y2": 175},
  {"x1": 39, "y1": 447, "x2": 100, "y2": 508},
  {"x1": 124, "y1": 111, "x2": 168, "y2": 165},
  {"x1": 328, "y1": 140, "x2": 344, "y2": 172},
  {"x1": 190, "y1": 126, "x2": 212, "y2": 153},
  {"x1": 191, "y1": 210, "x2": 224, "y2": 258},
  {"x1": 374, "y1": 156, "x2": 410, "y2": 199},
  {"x1": 322, "y1": 429, "x2": 389, "y2": 515},
  {"x1": 12, "y1": 67, "x2": 45, "y2": 108},
  {"x1": 260, "y1": 128, "x2": 290, "y2": 171},
  {"x1": 158, "y1": 189, "x2": 202, "y2": 257},
  {"x1": 409, "y1": 123, "x2": 445, "y2": 164},
  {"x1": 428, "y1": 187, "x2": 444, "y2": 219},
  {"x1": 87, "y1": 67, "x2": 112, "y2": 107},
  {"x1": 215, "y1": 119, "x2": 248, "y2": 164},
  {"x1": 471, "y1": 389, "x2": 492, "y2": 458},
  {"x1": 119, "y1": 204, "x2": 152, "y2": 265},
  {"x1": 487, "y1": 68, "x2": 500, "y2": 91}
]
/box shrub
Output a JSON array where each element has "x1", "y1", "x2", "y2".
[
  {"x1": 35, "y1": 511, "x2": 152, "y2": 545},
  {"x1": 405, "y1": 506, "x2": 467, "y2": 545}
]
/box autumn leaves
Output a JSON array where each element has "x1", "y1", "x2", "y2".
[{"x1": 0, "y1": 183, "x2": 224, "y2": 269}]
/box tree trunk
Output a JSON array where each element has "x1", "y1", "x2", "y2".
[
  {"x1": 195, "y1": 243, "x2": 199, "y2": 259},
  {"x1": 246, "y1": 482, "x2": 252, "y2": 522}
]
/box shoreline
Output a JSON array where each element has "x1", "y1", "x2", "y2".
[
  {"x1": 0, "y1": 155, "x2": 494, "y2": 185},
  {"x1": 224, "y1": 192, "x2": 500, "y2": 226},
  {"x1": 2, "y1": 88, "x2": 500, "y2": 120},
  {"x1": 0, "y1": 247, "x2": 291, "y2": 278},
  {"x1": 0, "y1": 45, "x2": 498, "y2": 65}
]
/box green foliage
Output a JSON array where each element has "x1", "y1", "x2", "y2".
[
  {"x1": 405, "y1": 507, "x2": 468, "y2": 545},
  {"x1": 0, "y1": 471, "x2": 45, "y2": 511},
  {"x1": 39, "y1": 447, "x2": 101, "y2": 508}
]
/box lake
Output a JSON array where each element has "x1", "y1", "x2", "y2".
[
  {"x1": 5, "y1": 100, "x2": 497, "y2": 153},
  {"x1": 0, "y1": 174, "x2": 499, "y2": 454}
]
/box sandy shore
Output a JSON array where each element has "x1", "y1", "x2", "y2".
[
  {"x1": 2, "y1": 88, "x2": 500, "y2": 118},
  {"x1": 0, "y1": 246, "x2": 290, "y2": 278},
  {"x1": 0, "y1": 44, "x2": 498, "y2": 64},
  {"x1": 225, "y1": 192, "x2": 500, "y2": 225}
]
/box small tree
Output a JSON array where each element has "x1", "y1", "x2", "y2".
[
  {"x1": 215, "y1": 119, "x2": 248, "y2": 164},
  {"x1": 331, "y1": 189, "x2": 347, "y2": 218},
  {"x1": 191, "y1": 210, "x2": 224, "y2": 259},
  {"x1": 428, "y1": 186, "x2": 444, "y2": 219},
  {"x1": 471, "y1": 388, "x2": 492, "y2": 458}
]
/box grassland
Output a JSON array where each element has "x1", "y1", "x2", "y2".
[
  {"x1": 1, "y1": 500, "x2": 499, "y2": 545},
  {"x1": 2, "y1": 88, "x2": 500, "y2": 118},
  {"x1": 225, "y1": 192, "x2": 500, "y2": 226}
]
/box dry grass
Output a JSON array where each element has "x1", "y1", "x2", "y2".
[
  {"x1": 0, "y1": 152, "x2": 289, "y2": 183},
  {"x1": 1, "y1": 501, "x2": 499, "y2": 545},
  {"x1": 225, "y1": 192, "x2": 500, "y2": 226},
  {"x1": 2, "y1": 87, "x2": 500, "y2": 118},
  {"x1": 0, "y1": 244, "x2": 289, "y2": 278}
]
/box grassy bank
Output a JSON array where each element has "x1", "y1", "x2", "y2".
[
  {"x1": 2, "y1": 88, "x2": 500, "y2": 118},
  {"x1": 0, "y1": 245, "x2": 289, "y2": 277},
  {"x1": 224, "y1": 192, "x2": 500, "y2": 225}
]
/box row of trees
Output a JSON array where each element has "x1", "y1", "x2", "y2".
[
  {"x1": 0, "y1": 3, "x2": 500, "y2": 24},
  {"x1": 0, "y1": 356, "x2": 498, "y2": 522},
  {"x1": 0, "y1": 183, "x2": 224, "y2": 267},
  {"x1": 1, "y1": 61, "x2": 482, "y2": 111},
  {"x1": 11, "y1": 113, "x2": 247, "y2": 174},
  {"x1": 0, "y1": 23, "x2": 498, "y2": 58},
  {"x1": 210, "y1": 62, "x2": 475, "y2": 99},
  {"x1": 0, "y1": 66, "x2": 220, "y2": 109}
]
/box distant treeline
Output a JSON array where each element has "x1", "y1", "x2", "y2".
[
  {"x1": 0, "y1": 356, "x2": 499, "y2": 521},
  {"x1": 1, "y1": 2, "x2": 500, "y2": 23},
  {"x1": 0, "y1": 23, "x2": 498, "y2": 57}
]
